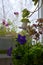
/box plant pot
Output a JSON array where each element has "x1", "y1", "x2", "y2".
[{"x1": 0, "y1": 36, "x2": 13, "y2": 50}]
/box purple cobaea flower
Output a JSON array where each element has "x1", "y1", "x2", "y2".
[
  {"x1": 14, "y1": 12, "x2": 19, "y2": 15},
  {"x1": 5, "y1": 23, "x2": 9, "y2": 26},
  {"x1": 17, "y1": 34, "x2": 26, "y2": 45},
  {"x1": 7, "y1": 47, "x2": 12, "y2": 56},
  {"x1": 2, "y1": 19, "x2": 6, "y2": 25}
]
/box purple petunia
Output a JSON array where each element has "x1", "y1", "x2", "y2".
[
  {"x1": 17, "y1": 34, "x2": 26, "y2": 45},
  {"x1": 7, "y1": 47, "x2": 12, "y2": 56}
]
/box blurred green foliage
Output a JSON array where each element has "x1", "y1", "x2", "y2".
[
  {"x1": 12, "y1": 41, "x2": 43, "y2": 65},
  {"x1": 21, "y1": 18, "x2": 30, "y2": 23},
  {"x1": 22, "y1": 9, "x2": 30, "y2": 18},
  {"x1": 32, "y1": 0, "x2": 39, "y2": 5},
  {"x1": 0, "y1": 25, "x2": 7, "y2": 36}
]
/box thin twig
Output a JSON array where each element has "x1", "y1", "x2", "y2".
[
  {"x1": 27, "y1": 4, "x2": 38, "y2": 13},
  {"x1": 29, "y1": 2, "x2": 43, "y2": 17}
]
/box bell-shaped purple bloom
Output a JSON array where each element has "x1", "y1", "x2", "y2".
[
  {"x1": 7, "y1": 47, "x2": 12, "y2": 56},
  {"x1": 5, "y1": 23, "x2": 9, "y2": 26},
  {"x1": 2, "y1": 19, "x2": 6, "y2": 25},
  {"x1": 14, "y1": 12, "x2": 19, "y2": 15},
  {"x1": 17, "y1": 34, "x2": 26, "y2": 45}
]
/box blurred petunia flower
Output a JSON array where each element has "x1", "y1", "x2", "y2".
[
  {"x1": 17, "y1": 34, "x2": 26, "y2": 45},
  {"x1": 2, "y1": 19, "x2": 6, "y2": 25},
  {"x1": 7, "y1": 47, "x2": 12, "y2": 56},
  {"x1": 14, "y1": 12, "x2": 19, "y2": 15},
  {"x1": 5, "y1": 23, "x2": 9, "y2": 26}
]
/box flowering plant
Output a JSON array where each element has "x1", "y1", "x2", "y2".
[
  {"x1": 7, "y1": 0, "x2": 43, "y2": 65},
  {"x1": 0, "y1": 19, "x2": 17, "y2": 36},
  {"x1": 7, "y1": 34, "x2": 32, "y2": 65},
  {"x1": 7, "y1": 34, "x2": 43, "y2": 65}
]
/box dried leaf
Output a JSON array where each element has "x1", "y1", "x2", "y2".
[{"x1": 36, "y1": 18, "x2": 43, "y2": 23}]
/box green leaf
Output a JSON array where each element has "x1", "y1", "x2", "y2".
[
  {"x1": 32, "y1": 0, "x2": 35, "y2": 1},
  {"x1": 22, "y1": 9, "x2": 30, "y2": 18},
  {"x1": 34, "y1": 0, "x2": 38, "y2": 5},
  {"x1": 21, "y1": 18, "x2": 30, "y2": 23},
  {"x1": 32, "y1": 0, "x2": 39, "y2": 5}
]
